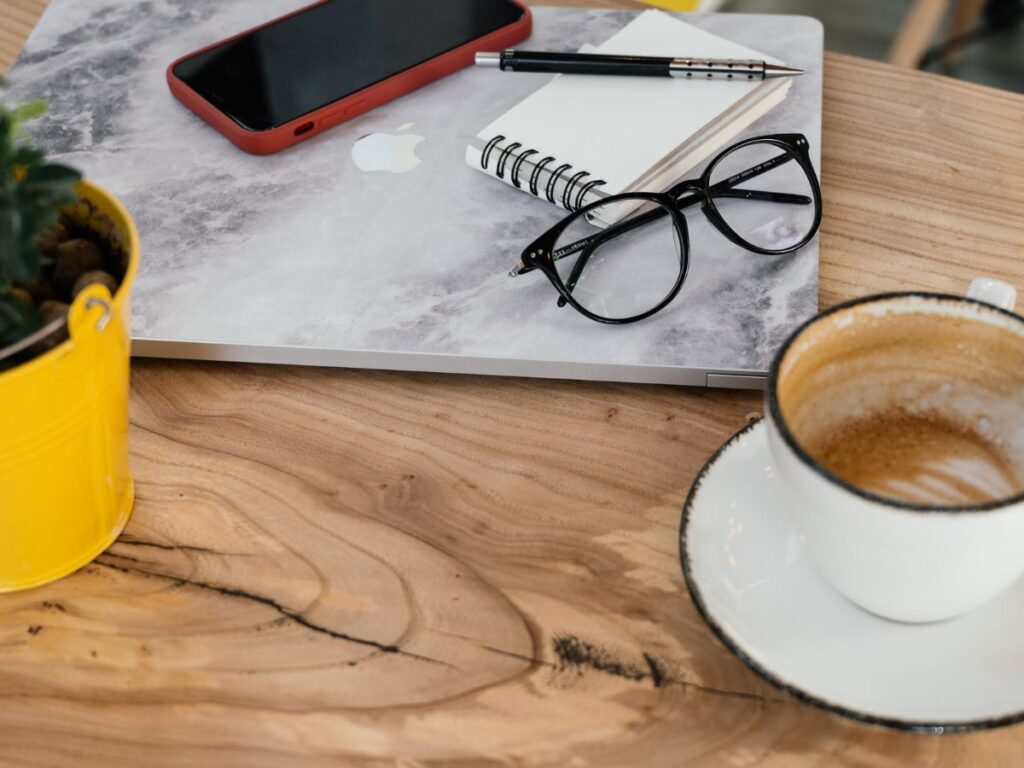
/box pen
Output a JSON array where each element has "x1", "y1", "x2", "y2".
[{"x1": 475, "y1": 50, "x2": 802, "y2": 81}]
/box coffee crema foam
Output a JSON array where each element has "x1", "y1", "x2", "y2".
[
  {"x1": 777, "y1": 301, "x2": 1024, "y2": 507},
  {"x1": 805, "y1": 410, "x2": 1021, "y2": 505}
]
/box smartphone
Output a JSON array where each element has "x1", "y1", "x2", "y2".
[{"x1": 167, "y1": 0, "x2": 531, "y2": 154}]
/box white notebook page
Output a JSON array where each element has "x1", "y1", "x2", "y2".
[{"x1": 475, "y1": 9, "x2": 783, "y2": 194}]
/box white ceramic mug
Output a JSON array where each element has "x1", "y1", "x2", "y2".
[{"x1": 765, "y1": 279, "x2": 1024, "y2": 623}]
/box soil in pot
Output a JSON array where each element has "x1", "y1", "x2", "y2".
[{"x1": 1, "y1": 198, "x2": 127, "y2": 371}]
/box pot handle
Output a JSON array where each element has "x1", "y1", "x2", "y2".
[
  {"x1": 68, "y1": 284, "x2": 114, "y2": 341},
  {"x1": 84, "y1": 296, "x2": 112, "y2": 331},
  {"x1": 967, "y1": 277, "x2": 1017, "y2": 311}
]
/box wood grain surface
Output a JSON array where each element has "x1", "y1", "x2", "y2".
[{"x1": 4, "y1": 1, "x2": 1024, "y2": 765}]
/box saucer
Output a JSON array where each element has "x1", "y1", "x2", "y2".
[{"x1": 680, "y1": 420, "x2": 1024, "y2": 733}]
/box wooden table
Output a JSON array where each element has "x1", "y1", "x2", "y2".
[{"x1": 4, "y1": 1, "x2": 1024, "y2": 765}]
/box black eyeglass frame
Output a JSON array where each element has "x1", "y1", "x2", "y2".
[{"x1": 515, "y1": 133, "x2": 823, "y2": 324}]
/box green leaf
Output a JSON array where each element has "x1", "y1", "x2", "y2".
[
  {"x1": 0, "y1": 96, "x2": 82, "y2": 291},
  {"x1": 10, "y1": 146, "x2": 44, "y2": 167},
  {"x1": 0, "y1": 208, "x2": 18, "y2": 257},
  {"x1": 0, "y1": 113, "x2": 14, "y2": 157},
  {"x1": 0, "y1": 208, "x2": 37, "y2": 284},
  {"x1": 25, "y1": 163, "x2": 81, "y2": 184},
  {"x1": 0, "y1": 294, "x2": 41, "y2": 349},
  {"x1": 13, "y1": 101, "x2": 47, "y2": 123}
]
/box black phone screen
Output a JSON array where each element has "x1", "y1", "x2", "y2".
[{"x1": 172, "y1": 0, "x2": 525, "y2": 131}]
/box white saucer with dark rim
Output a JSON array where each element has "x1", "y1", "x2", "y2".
[{"x1": 680, "y1": 419, "x2": 1024, "y2": 733}]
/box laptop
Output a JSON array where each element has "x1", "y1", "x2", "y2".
[{"x1": 7, "y1": 2, "x2": 822, "y2": 389}]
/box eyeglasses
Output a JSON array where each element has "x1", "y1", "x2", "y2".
[{"x1": 508, "y1": 133, "x2": 822, "y2": 324}]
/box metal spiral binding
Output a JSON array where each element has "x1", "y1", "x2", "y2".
[{"x1": 480, "y1": 135, "x2": 605, "y2": 211}]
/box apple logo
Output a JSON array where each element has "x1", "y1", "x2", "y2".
[{"x1": 351, "y1": 122, "x2": 425, "y2": 174}]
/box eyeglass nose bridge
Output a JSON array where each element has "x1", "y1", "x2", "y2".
[
  {"x1": 669, "y1": 177, "x2": 704, "y2": 197},
  {"x1": 671, "y1": 180, "x2": 711, "y2": 213}
]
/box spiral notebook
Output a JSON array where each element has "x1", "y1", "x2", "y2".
[{"x1": 466, "y1": 9, "x2": 792, "y2": 221}]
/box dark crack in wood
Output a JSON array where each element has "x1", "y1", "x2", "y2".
[
  {"x1": 94, "y1": 557, "x2": 451, "y2": 667},
  {"x1": 115, "y1": 537, "x2": 235, "y2": 555}
]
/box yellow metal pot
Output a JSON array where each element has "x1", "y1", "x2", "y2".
[{"x1": 0, "y1": 181, "x2": 139, "y2": 591}]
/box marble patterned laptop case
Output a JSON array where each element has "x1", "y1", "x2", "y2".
[{"x1": 6, "y1": 2, "x2": 823, "y2": 387}]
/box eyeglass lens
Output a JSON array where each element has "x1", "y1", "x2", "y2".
[
  {"x1": 552, "y1": 199, "x2": 683, "y2": 321},
  {"x1": 708, "y1": 141, "x2": 816, "y2": 251}
]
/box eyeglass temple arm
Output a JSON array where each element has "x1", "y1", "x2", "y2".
[
  {"x1": 557, "y1": 191, "x2": 806, "y2": 296},
  {"x1": 516, "y1": 151, "x2": 809, "y2": 282},
  {"x1": 564, "y1": 152, "x2": 806, "y2": 263},
  {"x1": 677, "y1": 189, "x2": 811, "y2": 209},
  {"x1": 703, "y1": 150, "x2": 795, "y2": 195},
  {"x1": 554, "y1": 191, "x2": 808, "y2": 299},
  {"x1": 512, "y1": 203, "x2": 662, "y2": 278}
]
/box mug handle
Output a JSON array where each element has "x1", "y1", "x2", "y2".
[{"x1": 967, "y1": 277, "x2": 1017, "y2": 311}]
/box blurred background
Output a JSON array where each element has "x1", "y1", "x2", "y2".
[{"x1": 648, "y1": 0, "x2": 1023, "y2": 92}]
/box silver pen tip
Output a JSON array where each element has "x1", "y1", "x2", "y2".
[
  {"x1": 508, "y1": 261, "x2": 525, "y2": 277},
  {"x1": 763, "y1": 64, "x2": 804, "y2": 78}
]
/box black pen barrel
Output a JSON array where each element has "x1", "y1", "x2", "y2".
[{"x1": 499, "y1": 51, "x2": 673, "y2": 77}]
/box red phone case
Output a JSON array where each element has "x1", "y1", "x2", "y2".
[{"x1": 167, "y1": 0, "x2": 532, "y2": 154}]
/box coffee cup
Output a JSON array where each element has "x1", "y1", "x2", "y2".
[{"x1": 765, "y1": 279, "x2": 1024, "y2": 623}]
